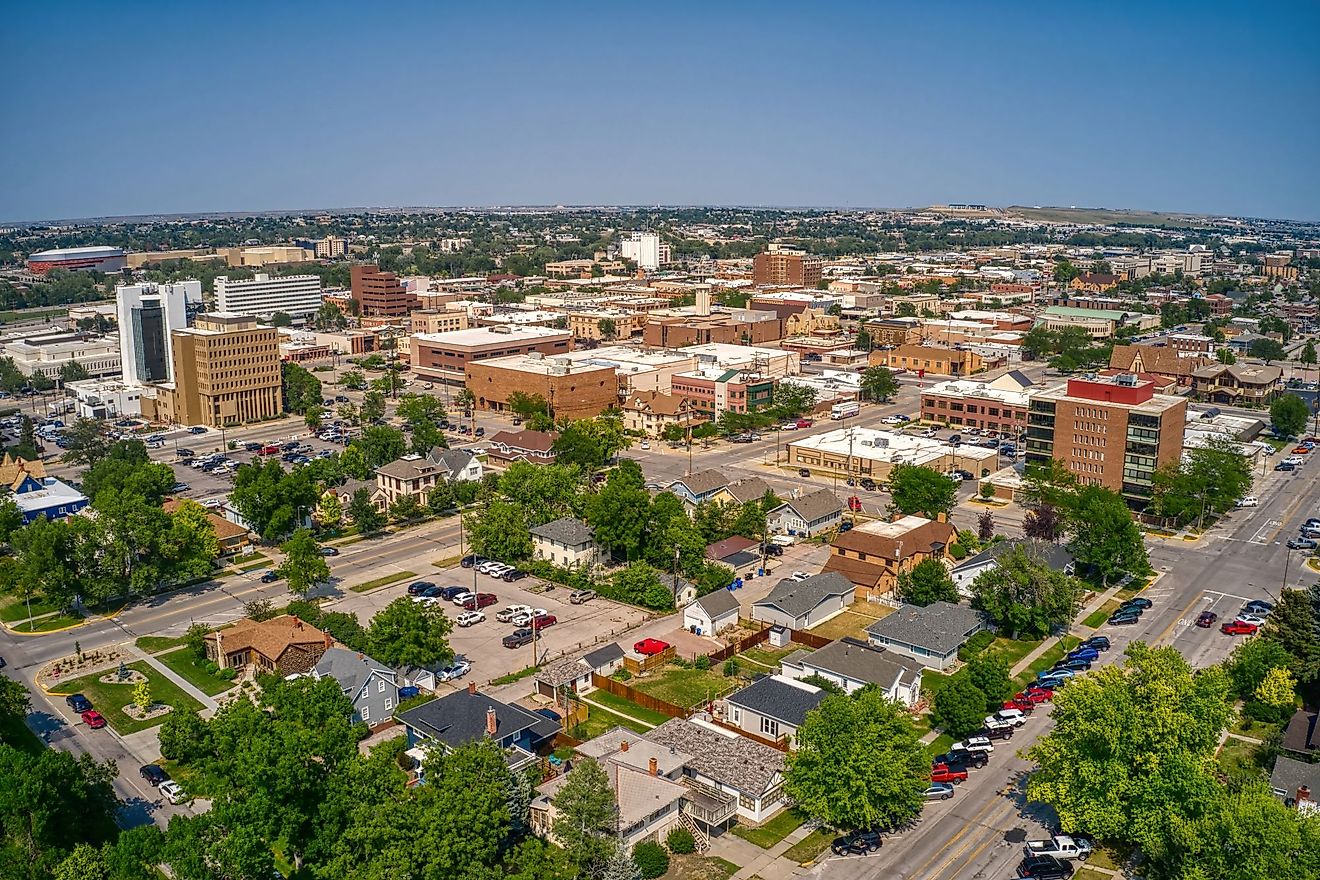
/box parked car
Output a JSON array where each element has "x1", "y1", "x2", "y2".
[
  {"x1": 1066, "y1": 647, "x2": 1100, "y2": 663},
  {"x1": 438, "y1": 586, "x2": 469, "y2": 600},
  {"x1": 1121, "y1": 597, "x2": 1153, "y2": 610},
  {"x1": 456, "y1": 610, "x2": 485, "y2": 627},
  {"x1": 462, "y1": 593, "x2": 498, "y2": 611},
  {"x1": 1003, "y1": 697, "x2": 1035, "y2": 713},
  {"x1": 259, "y1": 569, "x2": 281, "y2": 583},
  {"x1": 633, "y1": 638, "x2": 670, "y2": 656},
  {"x1": 1242, "y1": 600, "x2": 1274, "y2": 615},
  {"x1": 1054, "y1": 658, "x2": 1092, "y2": 673},
  {"x1": 497, "y1": 604, "x2": 533, "y2": 622},
  {"x1": 830, "y1": 830, "x2": 882, "y2": 856},
  {"x1": 436, "y1": 659, "x2": 472, "y2": 681},
  {"x1": 531, "y1": 613, "x2": 557, "y2": 629},
  {"x1": 158, "y1": 780, "x2": 188, "y2": 804},
  {"x1": 981, "y1": 724, "x2": 1015, "y2": 741},
  {"x1": 1235, "y1": 613, "x2": 1267, "y2": 627},
  {"x1": 930, "y1": 763, "x2": 968, "y2": 784},
  {"x1": 1108, "y1": 611, "x2": 1142, "y2": 625},
  {"x1": 460, "y1": 554, "x2": 488, "y2": 568},
  {"x1": 81, "y1": 710, "x2": 107, "y2": 729},
  {"x1": 503, "y1": 628, "x2": 535, "y2": 648},
  {"x1": 569, "y1": 589, "x2": 598, "y2": 604},
  {"x1": 66, "y1": 694, "x2": 92, "y2": 713},
  {"x1": 924, "y1": 782, "x2": 956, "y2": 800},
  {"x1": 501, "y1": 569, "x2": 529, "y2": 582},
  {"x1": 950, "y1": 736, "x2": 994, "y2": 754},
  {"x1": 1025, "y1": 834, "x2": 1092, "y2": 861},
  {"x1": 320, "y1": 546, "x2": 339, "y2": 557},
  {"x1": 1287, "y1": 538, "x2": 1318, "y2": 550},
  {"x1": 1196, "y1": 611, "x2": 1219, "y2": 628},
  {"x1": 934, "y1": 750, "x2": 987, "y2": 769},
  {"x1": 1016, "y1": 854, "x2": 1075, "y2": 879},
  {"x1": 140, "y1": 764, "x2": 170, "y2": 786},
  {"x1": 1080, "y1": 636, "x2": 1110, "y2": 651},
  {"x1": 1275, "y1": 462, "x2": 1296, "y2": 472},
  {"x1": 1221, "y1": 620, "x2": 1258, "y2": 636},
  {"x1": 798, "y1": 468, "x2": 811, "y2": 477},
  {"x1": 859, "y1": 478, "x2": 878, "y2": 491},
  {"x1": 451, "y1": 591, "x2": 475, "y2": 606},
  {"x1": 407, "y1": 581, "x2": 437, "y2": 596},
  {"x1": 1237, "y1": 496, "x2": 1259, "y2": 507},
  {"x1": 993, "y1": 708, "x2": 1027, "y2": 727},
  {"x1": 1018, "y1": 688, "x2": 1053, "y2": 704}
]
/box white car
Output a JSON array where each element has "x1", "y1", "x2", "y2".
[
  {"x1": 993, "y1": 708, "x2": 1027, "y2": 727},
  {"x1": 497, "y1": 604, "x2": 533, "y2": 622},
  {"x1": 456, "y1": 610, "x2": 485, "y2": 627},
  {"x1": 510, "y1": 608, "x2": 548, "y2": 627},
  {"x1": 789, "y1": 571, "x2": 811, "y2": 582},
  {"x1": 451, "y1": 591, "x2": 475, "y2": 606},
  {"x1": 780, "y1": 423, "x2": 798, "y2": 431},
  {"x1": 411, "y1": 595, "x2": 441, "y2": 606},
  {"x1": 1235, "y1": 614, "x2": 1267, "y2": 627},
  {"x1": 1283, "y1": 456, "x2": 1305, "y2": 467},
  {"x1": 951, "y1": 737, "x2": 995, "y2": 754},
  {"x1": 1237, "y1": 497, "x2": 1259, "y2": 508},
  {"x1": 482, "y1": 563, "x2": 512, "y2": 577},
  {"x1": 882, "y1": 415, "x2": 906, "y2": 425},
  {"x1": 476, "y1": 561, "x2": 503, "y2": 574},
  {"x1": 158, "y1": 781, "x2": 187, "y2": 804},
  {"x1": 640, "y1": 441, "x2": 650, "y2": 449},
  {"x1": 436, "y1": 659, "x2": 472, "y2": 681}
]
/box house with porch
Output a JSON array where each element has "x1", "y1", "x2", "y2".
[
  {"x1": 645, "y1": 718, "x2": 788, "y2": 822},
  {"x1": 766, "y1": 488, "x2": 844, "y2": 537},
  {"x1": 667, "y1": 470, "x2": 729, "y2": 508},
  {"x1": 397, "y1": 681, "x2": 559, "y2": 773},
  {"x1": 204, "y1": 614, "x2": 330, "y2": 676},
  {"x1": 311, "y1": 646, "x2": 401, "y2": 729},
  {"x1": 721, "y1": 675, "x2": 826, "y2": 748},
  {"x1": 779, "y1": 636, "x2": 923, "y2": 707}
]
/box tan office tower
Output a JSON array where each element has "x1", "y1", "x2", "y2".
[
  {"x1": 162, "y1": 313, "x2": 283, "y2": 427},
  {"x1": 752, "y1": 246, "x2": 823, "y2": 287}
]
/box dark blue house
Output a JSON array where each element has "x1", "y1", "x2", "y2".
[{"x1": 397, "y1": 683, "x2": 558, "y2": 773}]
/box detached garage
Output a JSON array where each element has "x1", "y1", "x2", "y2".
[{"x1": 683, "y1": 588, "x2": 741, "y2": 636}]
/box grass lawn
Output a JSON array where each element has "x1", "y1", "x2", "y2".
[
  {"x1": 1115, "y1": 576, "x2": 1153, "y2": 601},
  {"x1": 1082, "y1": 600, "x2": 1120, "y2": 629},
  {"x1": 155, "y1": 647, "x2": 237, "y2": 696},
  {"x1": 910, "y1": 714, "x2": 933, "y2": 738},
  {"x1": 920, "y1": 670, "x2": 954, "y2": 701},
  {"x1": 729, "y1": 808, "x2": 807, "y2": 848},
  {"x1": 0, "y1": 594, "x2": 64, "y2": 623},
  {"x1": 1012, "y1": 636, "x2": 1081, "y2": 691},
  {"x1": 923, "y1": 733, "x2": 955, "y2": 762},
  {"x1": 135, "y1": 635, "x2": 189, "y2": 653},
  {"x1": 55, "y1": 660, "x2": 205, "y2": 735},
  {"x1": 349, "y1": 570, "x2": 417, "y2": 594},
  {"x1": 783, "y1": 826, "x2": 835, "y2": 864},
  {"x1": 737, "y1": 643, "x2": 799, "y2": 669},
  {"x1": 12, "y1": 612, "x2": 84, "y2": 633},
  {"x1": 982, "y1": 636, "x2": 1043, "y2": 668},
  {"x1": 1085, "y1": 845, "x2": 1125, "y2": 872},
  {"x1": 1217, "y1": 737, "x2": 1268, "y2": 779},
  {"x1": 631, "y1": 664, "x2": 737, "y2": 708},
  {"x1": 1074, "y1": 869, "x2": 1112, "y2": 880},
  {"x1": 569, "y1": 704, "x2": 652, "y2": 739},
  {"x1": 157, "y1": 758, "x2": 226, "y2": 799},
  {"x1": 587, "y1": 689, "x2": 673, "y2": 726},
  {"x1": 806, "y1": 607, "x2": 888, "y2": 643},
  {"x1": 663, "y1": 854, "x2": 739, "y2": 880},
  {"x1": 0, "y1": 307, "x2": 66, "y2": 324},
  {"x1": 490, "y1": 666, "x2": 538, "y2": 686},
  {"x1": 1229, "y1": 714, "x2": 1282, "y2": 740}
]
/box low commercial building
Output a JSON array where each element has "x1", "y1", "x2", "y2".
[
  {"x1": 670, "y1": 367, "x2": 774, "y2": 418},
  {"x1": 465, "y1": 352, "x2": 618, "y2": 419},
  {"x1": 865, "y1": 601, "x2": 990, "y2": 671},
  {"x1": 869, "y1": 344, "x2": 983, "y2": 377},
  {"x1": 866, "y1": 317, "x2": 923, "y2": 347},
  {"x1": 3, "y1": 329, "x2": 121, "y2": 379},
  {"x1": 8, "y1": 472, "x2": 89, "y2": 523},
  {"x1": 412, "y1": 325, "x2": 573, "y2": 387},
  {"x1": 65, "y1": 377, "x2": 147, "y2": 419},
  {"x1": 409, "y1": 308, "x2": 470, "y2": 334},
  {"x1": 567, "y1": 308, "x2": 647, "y2": 341},
  {"x1": 919, "y1": 372, "x2": 1033, "y2": 433},
  {"x1": 786, "y1": 427, "x2": 998, "y2": 483},
  {"x1": 642, "y1": 310, "x2": 783, "y2": 348},
  {"x1": 221, "y1": 245, "x2": 314, "y2": 268},
  {"x1": 682, "y1": 342, "x2": 799, "y2": 378}
]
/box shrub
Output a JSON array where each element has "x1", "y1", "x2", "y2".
[
  {"x1": 217, "y1": 668, "x2": 237, "y2": 681},
  {"x1": 723, "y1": 659, "x2": 740, "y2": 677},
  {"x1": 1243, "y1": 699, "x2": 1293, "y2": 725},
  {"x1": 694, "y1": 655, "x2": 711, "y2": 671},
  {"x1": 666, "y1": 827, "x2": 696, "y2": 854},
  {"x1": 948, "y1": 543, "x2": 968, "y2": 560},
  {"x1": 957, "y1": 629, "x2": 996, "y2": 661},
  {"x1": 203, "y1": 661, "x2": 220, "y2": 675},
  {"x1": 613, "y1": 668, "x2": 632, "y2": 682},
  {"x1": 979, "y1": 482, "x2": 994, "y2": 499},
  {"x1": 632, "y1": 841, "x2": 670, "y2": 879}
]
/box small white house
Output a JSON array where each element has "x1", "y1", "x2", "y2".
[
  {"x1": 766, "y1": 488, "x2": 844, "y2": 537},
  {"x1": 529, "y1": 517, "x2": 602, "y2": 569},
  {"x1": 751, "y1": 572, "x2": 854, "y2": 631},
  {"x1": 683, "y1": 588, "x2": 741, "y2": 636}
]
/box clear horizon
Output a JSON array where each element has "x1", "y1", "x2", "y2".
[{"x1": 3, "y1": 1, "x2": 1317, "y2": 223}]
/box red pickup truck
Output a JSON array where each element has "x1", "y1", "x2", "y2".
[
  {"x1": 258, "y1": 444, "x2": 280, "y2": 455},
  {"x1": 929, "y1": 763, "x2": 968, "y2": 784}
]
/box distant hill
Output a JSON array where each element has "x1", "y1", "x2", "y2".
[{"x1": 1001, "y1": 205, "x2": 1214, "y2": 228}]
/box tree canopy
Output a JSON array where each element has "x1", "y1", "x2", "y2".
[{"x1": 887, "y1": 464, "x2": 956, "y2": 519}]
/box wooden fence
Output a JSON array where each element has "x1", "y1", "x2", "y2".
[
  {"x1": 790, "y1": 629, "x2": 832, "y2": 650},
  {"x1": 591, "y1": 673, "x2": 688, "y2": 720},
  {"x1": 707, "y1": 627, "x2": 770, "y2": 663}
]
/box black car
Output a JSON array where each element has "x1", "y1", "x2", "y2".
[
  {"x1": 407, "y1": 581, "x2": 437, "y2": 596},
  {"x1": 798, "y1": 468, "x2": 811, "y2": 477},
  {"x1": 1108, "y1": 612, "x2": 1141, "y2": 625},
  {"x1": 1081, "y1": 636, "x2": 1110, "y2": 651},
  {"x1": 1242, "y1": 600, "x2": 1274, "y2": 615},
  {"x1": 830, "y1": 830, "x2": 883, "y2": 856},
  {"x1": 260, "y1": 570, "x2": 281, "y2": 583},
  {"x1": 501, "y1": 569, "x2": 528, "y2": 582},
  {"x1": 320, "y1": 546, "x2": 339, "y2": 557},
  {"x1": 140, "y1": 764, "x2": 170, "y2": 786},
  {"x1": 1121, "y1": 597, "x2": 1153, "y2": 610},
  {"x1": 66, "y1": 694, "x2": 92, "y2": 713},
  {"x1": 1017, "y1": 854, "x2": 1074, "y2": 879},
  {"x1": 1055, "y1": 659, "x2": 1092, "y2": 673},
  {"x1": 859, "y1": 478, "x2": 878, "y2": 491},
  {"x1": 438, "y1": 586, "x2": 468, "y2": 600},
  {"x1": 981, "y1": 725, "x2": 1015, "y2": 741},
  {"x1": 460, "y1": 554, "x2": 488, "y2": 569},
  {"x1": 761, "y1": 543, "x2": 784, "y2": 557},
  {"x1": 934, "y1": 750, "x2": 987, "y2": 769},
  {"x1": 244, "y1": 442, "x2": 262, "y2": 452},
  {"x1": 503, "y1": 628, "x2": 535, "y2": 648}
]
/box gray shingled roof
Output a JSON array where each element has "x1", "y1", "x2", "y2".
[
  {"x1": 434, "y1": 448, "x2": 477, "y2": 476},
  {"x1": 865, "y1": 600, "x2": 987, "y2": 655},
  {"x1": 1270, "y1": 755, "x2": 1320, "y2": 803},
  {"x1": 796, "y1": 637, "x2": 920, "y2": 690},
  {"x1": 955, "y1": 538, "x2": 1073, "y2": 574},
  {"x1": 775, "y1": 488, "x2": 843, "y2": 524},
  {"x1": 754, "y1": 571, "x2": 854, "y2": 620},
  {"x1": 724, "y1": 477, "x2": 773, "y2": 504},
  {"x1": 725, "y1": 676, "x2": 826, "y2": 728},
  {"x1": 646, "y1": 718, "x2": 784, "y2": 796},
  {"x1": 670, "y1": 469, "x2": 727, "y2": 497},
  {"x1": 530, "y1": 517, "x2": 596, "y2": 546},
  {"x1": 692, "y1": 588, "x2": 740, "y2": 619},
  {"x1": 583, "y1": 643, "x2": 625, "y2": 669},
  {"x1": 398, "y1": 689, "x2": 556, "y2": 748},
  {"x1": 313, "y1": 646, "x2": 396, "y2": 697}
]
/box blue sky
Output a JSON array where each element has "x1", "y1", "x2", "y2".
[{"x1": 2, "y1": 1, "x2": 1317, "y2": 221}]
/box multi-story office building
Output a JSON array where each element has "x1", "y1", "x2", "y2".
[
  {"x1": 1025, "y1": 374, "x2": 1186, "y2": 506},
  {"x1": 620, "y1": 232, "x2": 668, "y2": 271},
  {"x1": 3, "y1": 330, "x2": 121, "y2": 379},
  {"x1": 153, "y1": 313, "x2": 282, "y2": 427},
  {"x1": 116, "y1": 280, "x2": 200, "y2": 385},
  {"x1": 465, "y1": 354, "x2": 619, "y2": 419},
  {"x1": 670, "y1": 366, "x2": 774, "y2": 417},
  {"x1": 314, "y1": 236, "x2": 347, "y2": 259},
  {"x1": 215, "y1": 273, "x2": 323, "y2": 319},
  {"x1": 350, "y1": 264, "x2": 417, "y2": 317},
  {"x1": 411, "y1": 325, "x2": 573, "y2": 386},
  {"x1": 920, "y1": 374, "x2": 1031, "y2": 434},
  {"x1": 752, "y1": 245, "x2": 822, "y2": 287}
]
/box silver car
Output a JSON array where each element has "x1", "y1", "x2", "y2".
[{"x1": 924, "y1": 782, "x2": 955, "y2": 801}]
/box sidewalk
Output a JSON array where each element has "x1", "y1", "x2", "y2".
[
  {"x1": 127, "y1": 645, "x2": 222, "y2": 714},
  {"x1": 722, "y1": 820, "x2": 819, "y2": 880}
]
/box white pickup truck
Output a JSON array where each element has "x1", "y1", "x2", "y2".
[{"x1": 1024, "y1": 834, "x2": 1092, "y2": 861}]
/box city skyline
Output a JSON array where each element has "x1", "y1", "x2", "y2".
[{"x1": 2, "y1": 1, "x2": 1318, "y2": 221}]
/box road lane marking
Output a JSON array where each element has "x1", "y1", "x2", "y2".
[
  {"x1": 904, "y1": 785, "x2": 1017, "y2": 880},
  {"x1": 1154, "y1": 589, "x2": 1212, "y2": 647},
  {"x1": 918, "y1": 797, "x2": 1021, "y2": 880},
  {"x1": 1250, "y1": 520, "x2": 1281, "y2": 544}
]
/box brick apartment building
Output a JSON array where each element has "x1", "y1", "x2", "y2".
[
  {"x1": 752, "y1": 248, "x2": 823, "y2": 287},
  {"x1": 1025, "y1": 374, "x2": 1186, "y2": 507},
  {"x1": 920, "y1": 373, "x2": 1032, "y2": 434},
  {"x1": 465, "y1": 354, "x2": 619, "y2": 419},
  {"x1": 350, "y1": 264, "x2": 417, "y2": 317},
  {"x1": 670, "y1": 368, "x2": 774, "y2": 418},
  {"x1": 642, "y1": 312, "x2": 782, "y2": 347},
  {"x1": 411, "y1": 325, "x2": 573, "y2": 386}
]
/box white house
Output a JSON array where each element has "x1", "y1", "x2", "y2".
[
  {"x1": 529, "y1": 517, "x2": 602, "y2": 569},
  {"x1": 683, "y1": 588, "x2": 741, "y2": 636},
  {"x1": 779, "y1": 637, "x2": 923, "y2": 707},
  {"x1": 751, "y1": 572, "x2": 854, "y2": 630},
  {"x1": 766, "y1": 488, "x2": 844, "y2": 537}
]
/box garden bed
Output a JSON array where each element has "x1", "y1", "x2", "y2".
[{"x1": 55, "y1": 660, "x2": 205, "y2": 735}]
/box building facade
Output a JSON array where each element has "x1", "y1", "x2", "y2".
[
  {"x1": 215, "y1": 273, "x2": 323, "y2": 318},
  {"x1": 117, "y1": 280, "x2": 199, "y2": 385},
  {"x1": 870, "y1": 344, "x2": 983, "y2": 377},
  {"x1": 412, "y1": 325, "x2": 573, "y2": 386},
  {"x1": 155, "y1": 313, "x2": 282, "y2": 427},
  {"x1": 919, "y1": 374, "x2": 1031, "y2": 433},
  {"x1": 752, "y1": 247, "x2": 822, "y2": 287},
  {"x1": 351, "y1": 263, "x2": 417, "y2": 317},
  {"x1": 670, "y1": 368, "x2": 774, "y2": 418},
  {"x1": 465, "y1": 353, "x2": 617, "y2": 419}
]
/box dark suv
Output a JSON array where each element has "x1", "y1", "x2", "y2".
[
  {"x1": 140, "y1": 764, "x2": 170, "y2": 786},
  {"x1": 66, "y1": 694, "x2": 92, "y2": 713},
  {"x1": 830, "y1": 830, "x2": 883, "y2": 856},
  {"x1": 1017, "y1": 855, "x2": 1074, "y2": 879}
]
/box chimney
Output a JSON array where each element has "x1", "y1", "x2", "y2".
[
  {"x1": 485, "y1": 706, "x2": 498, "y2": 737},
  {"x1": 620, "y1": 739, "x2": 629, "y2": 752},
  {"x1": 467, "y1": 680, "x2": 477, "y2": 696},
  {"x1": 1300, "y1": 785, "x2": 1312, "y2": 805},
  {"x1": 292, "y1": 617, "x2": 303, "y2": 629},
  {"x1": 649, "y1": 757, "x2": 658, "y2": 777}
]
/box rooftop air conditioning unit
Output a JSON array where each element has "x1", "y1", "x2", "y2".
[{"x1": 1116, "y1": 373, "x2": 1138, "y2": 386}]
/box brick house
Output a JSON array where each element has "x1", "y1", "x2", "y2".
[
  {"x1": 822, "y1": 515, "x2": 956, "y2": 599},
  {"x1": 205, "y1": 614, "x2": 330, "y2": 675}
]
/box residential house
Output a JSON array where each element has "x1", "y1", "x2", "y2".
[
  {"x1": 1191, "y1": 363, "x2": 1284, "y2": 405},
  {"x1": 779, "y1": 637, "x2": 923, "y2": 707},
  {"x1": 204, "y1": 614, "x2": 330, "y2": 675},
  {"x1": 530, "y1": 517, "x2": 602, "y2": 569},
  {"x1": 533, "y1": 753, "x2": 692, "y2": 848},
  {"x1": 865, "y1": 601, "x2": 989, "y2": 671},
  {"x1": 6, "y1": 470, "x2": 88, "y2": 524},
  {"x1": 323, "y1": 477, "x2": 376, "y2": 510},
  {"x1": 751, "y1": 572, "x2": 854, "y2": 630},
  {"x1": 375, "y1": 449, "x2": 482, "y2": 509},
  {"x1": 621, "y1": 391, "x2": 704, "y2": 438},
  {"x1": 682, "y1": 588, "x2": 741, "y2": 636},
  {"x1": 951, "y1": 539, "x2": 1074, "y2": 598},
  {"x1": 645, "y1": 718, "x2": 788, "y2": 822},
  {"x1": 582, "y1": 642, "x2": 626, "y2": 677},
  {"x1": 667, "y1": 470, "x2": 729, "y2": 508},
  {"x1": 1281, "y1": 708, "x2": 1320, "y2": 760},
  {"x1": 721, "y1": 675, "x2": 825, "y2": 748},
  {"x1": 397, "y1": 681, "x2": 559, "y2": 772},
  {"x1": 705, "y1": 535, "x2": 761, "y2": 569},
  {"x1": 1108, "y1": 344, "x2": 1210, "y2": 388},
  {"x1": 710, "y1": 476, "x2": 774, "y2": 507},
  {"x1": 163, "y1": 498, "x2": 251, "y2": 556},
  {"x1": 1269, "y1": 755, "x2": 1320, "y2": 816},
  {"x1": 766, "y1": 489, "x2": 844, "y2": 537},
  {"x1": 485, "y1": 429, "x2": 558, "y2": 467},
  {"x1": 662, "y1": 571, "x2": 699, "y2": 607},
  {"x1": 822, "y1": 515, "x2": 956, "y2": 599},
  {"x1": 311, "y1": 646, "x2": 401, "y2": 729}
]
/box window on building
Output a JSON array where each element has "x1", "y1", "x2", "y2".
[{"x1": 761, "y1": 717, "x2": 779, "y2": 738}]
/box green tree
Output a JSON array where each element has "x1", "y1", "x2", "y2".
[
  {"x1": 659, "y1": 422, "x2": 686, "y2": 443},
  {"x1": 610, "y1": 562, "x2": 673, "y2": 610},
  {"x1": 887, "y1": 464, "x2": 956, "y2": 519},
  {"x1": 859, "y1": 365, "x2": 899, "y2": 402},
  {"x1": 1259, "y1": 587, "x2": 1319, "y2": 684},
  {"x1": 895, "y1": 558, "x2": 958, "y2": 607},
  {"x1": 281, "y1": 362, "x2": 323, "y2": 414},
  {"x1": 132, "y1": 680, "x2": 152, "y2": 713},
  {"x1": 1249, "y1": 338, "x2": 1287, "y2": 363},
  {"x1": 348, "y1": 488, "x2": 384, "y2": 535},
  {"x1": 551, "y1": 758, "x2": 618, "y2": 878},
  {"x1": 339, "y1": 369, "x2": 367, "y2": 390},
  {"x1": 597, "y1": 318, "x2": 617, "y2": 341},
  {"x1": 80, "y1": 441, "x2": 176, "y2": 505},
  {"x1": 630, "y1": 841, "x2": 668, "y2": 880},
  {"x1": 1270, "y1": 393, "x2": 1309, "y2": 437},
  {"x1": 1067, "y1": 485, "x2": 1148, "y2": 587},
  {"x1": 1216, "y1": 347, "x2": 1236, "y2": 364},
  {"x1": 229, "y1": 459, "x2": 320, "y2": 541},
  {"x1": 586, "y1": 460, "x2": 649, "y2": 560},
  {"x1": 552, "y1": 416, "x2": 629, "y2": 471},
  {"x1": 965, "y1": 654, "x2": 1013, "y2": 710},
  {"x1": 60, "y1": 418, "x2": 113, "y2": 466},
  {"x1": 1151, "y1": 434, "x2": 1254, "y2": 527},
  {"x1": 1254, "y1": 666, "x2": 1297, "y2": 714},
  {"x1": 786, "y1": 688, "x2": 928, "y2": 831},
  {"x1": 931, "y1": 674, "x2": 988, "y2": 738},
  {"x1": 1302, "y1": 339, "x2": 1318, "y2": 366},
  {"x1": 317, "y1": 492, "x2": 343, "y2": 529},
  {"x1": 159, "y1": 704, "x2": 211, "y2": 764},
  {"x1": 970, "y1": 545, "x2": 1082, "y2": 639},
  {"x1": 396, "y1": 392, "x2": 446, "y2": 429},
  {"x1": 389, "y1": 494, "x2": 423, "y2": 522},
  {"x1": 1226, "y1": 637, "x2": 1297, "y2": 699},
  {"x1": 360, "y1": 389, "x2": 387, "y2": 424},
  {"x1": 354, "y1": 424, "x2": 406, "y2": 468},
  {"x1": 1052, "y1": 259, "x2": 1080, "y2": 283},
  {"x1": 278, "y1": 528, "x2": 330, "y2": 594},
  {"x1": 54, "y1": 843, "x2": 109, "y2": 880},
  {"x1": 364, "y1": 597, "x2": 454, "y2": 669},
  {"x1": 464, "y1": 500, "x2": 532, "y2": 562}
]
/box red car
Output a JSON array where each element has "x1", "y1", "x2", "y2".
[
  {"x1": 1221, "y1": 620, "x2": 1258, "y2": 636},
  {"x1": 1196, "y1": 611, "x2": 1218, "y2": 628},
  {"x1": 1003, "y1": 698, "x2": 1035, "y2": 714},
  {"x1": 461, "y1": 592, "x2": 498, "y2": 610},
  {"x1": 847, "y1": 495, "x2": 863, "y2": 512},
  {"x1": 633, "y1": 638, "x2": 670, "y2": 656},
  {"x1": 1019, "y1": 688, "x2": 1053, "y2": 704},
  {"x1": 531, "y1": 613, "x2": 557, "y2": 629},
  {"x1": 81, "y1": 710, "x2": 107, "y2": 729},
  {"x1": 929, "y1": 763, "x2": 968, "y2": 785},
  {"x1": 796, "y1": 419, "x2": 814, "y2": 428},
  {"x1": 1293, "y1": 446, "x2": 1311, "y2": 454},
  {"x1": 259, "y1": 444, "x2": 281, "y2": 455}
]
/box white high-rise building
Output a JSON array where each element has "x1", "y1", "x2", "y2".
[
  {"x1": 116, "y1": 280, "x2": 198, "y2": 385},
  {"x1": 215, "y1": 273, "x2": 323, "y2": 318},
  {"x1": 620, "y1": 231, "x2": 667, "y2": 271}
]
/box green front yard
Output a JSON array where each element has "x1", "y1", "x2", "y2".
[
  {"x1": 1082, "y1": 600, "x2": 1120, "y2": 629},
  {"x1": 155, "y1": 647, "x2": 238, "y2": 696},
  {"x1": 783, "y1": 825, "x2": 835, "y2": 863},
  {"x1": 736, "y1": 643, "x2": 800, "y2": 669},
  {"x1": 1217, "y1": 736, "x2": 1268, "y2": 780},
  {"x1": 568, "y1": 704, "x2": 652, "y2": 740},
  {"x1": 631, "y1": 664, "x2": 740, "y2": 709},
  {"x1": 923, "y1": 733, "x2": 955, "y2": 762},
  {"x1": 135, "y1": 634, "x2": 189, "y2": 653},
  {"x1": 805, "y1": 604, "x2": 890, "y2": 642},
  {"x1": 55, "y1": 660, "x2": 206, "y2": 735},
  {"x1": 729, "y1": 808, "x2": 807, "y2": 848},
  {"x1": 0, "y1": 594, "x2": 64, "y2": 623},
  {"x1": 981, "y1": 636, "x2": 1043, "y2": 668},
  {"x1": 920, "y1": 669, "x2": 953, "y2": 700}
]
